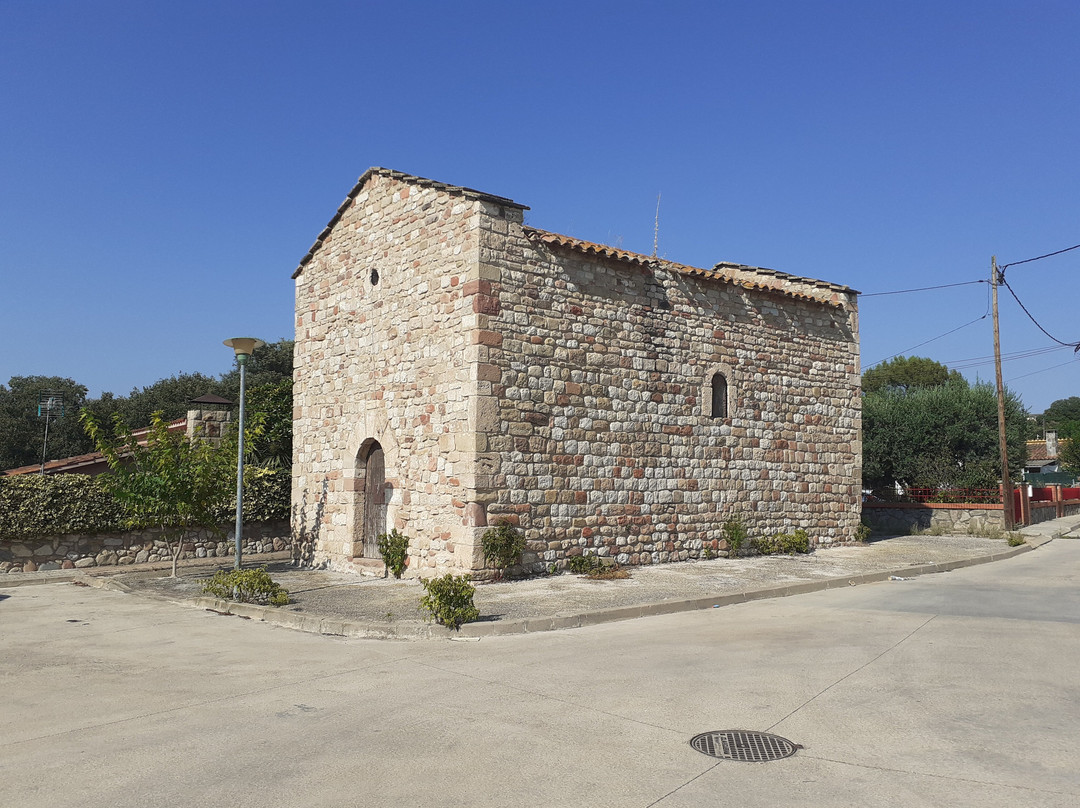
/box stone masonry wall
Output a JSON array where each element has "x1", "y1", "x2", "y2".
[
  {"x1": 293, "y1": 172, "x2": 512, "y2": 575},
  {"x1": 477, "y1": 224, "x2": 861, "y2": 570},
  {"x1": 1, "y1": 519, "x2": 289, "y2": 573}
]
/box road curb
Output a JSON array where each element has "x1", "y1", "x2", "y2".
[{"x1": 122, "y1": 540, "x2": 1040, "y2": 641}]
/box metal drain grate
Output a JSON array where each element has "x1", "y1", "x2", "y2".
[{"x1": 689, "y1": 730, "x2": 799, "y2": 762}]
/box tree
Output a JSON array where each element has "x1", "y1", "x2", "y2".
[
  {"x1": 1042, "y1": 397, "x2": 1080, "y2": 433},
  {"x1": 245, "y1": 378, "x2": 293, "y2": 469},
  {"x1": 219, "y1": 339, "x2": 294, "y2": 402},
  {"x1": 80, "y1": 410, "x2": 237, "y2": 577},
  {"x1": 861, "y1": 355, "x2": 963, "y2": 395},
  {"x1": 113, "y1": 372, "x2": 229, "y2": 428},
  {"x1": 1057, "y1": 422, "x2": 1080, "y2": 475},
  {"x1": 863, "y1": 379, "x2": 1027, "y2": 494},
  {"x1": 0, "y1": 376, "x2": 95, "y2": 470}
]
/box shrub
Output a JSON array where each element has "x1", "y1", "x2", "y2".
[
  {"x1": 419, "y1": 574, "x2": 480, "y2": 630},
  {"x1": 1006, "y1": 533, "x2": 1026, "y2": 547},
  {"x1": 480, "y1": 521, "x2": 525, "y2": 572},
  {"x1": 201, "y1": 567, "x2": 289, "y2": 606},
  {"x1": 0, "y1": 474, "x2": 125, "y2": 539},
  {"x1": 855, "y1": 522, "x2": 872, "y2": 542},
  {"x1": 753, "y1": 529, "x2": 811, "y2": 555},
  {"x1": 566, "y1": 554, "x2": 600, "y2": 574},
  {"x1": 0, "y1": 467, "x2": 290, "y2": 541},
  {"x1": 565, "y1": 554, "x2": 628, "y2": 579},
  {"x1": 722, "y1": 515, "x2": 748, "y2": 557},
  {"x1": 377, "y1": 528, "x2": 410, "y2": 578}
]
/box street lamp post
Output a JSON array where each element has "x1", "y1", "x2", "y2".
[{"x1": 224, "y1": 337, "x2": 265, "y2": 570}]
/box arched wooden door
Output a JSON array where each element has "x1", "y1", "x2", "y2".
[{"x1": 361, "y1": 442, "x2": 386, "y2": 558}]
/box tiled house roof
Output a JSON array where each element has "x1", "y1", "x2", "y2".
[
  {"x1": 2, "y1": 417, "x2": 188, "y2": 477},
  {"x1": 522, "y1": 227, "x2": 857, "y2": 307},
  {"x1": 292, "y1": 169, "x2": 858, "y2": 307}
]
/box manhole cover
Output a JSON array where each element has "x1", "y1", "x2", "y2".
[{"x1": 689, "y1": 730, "x2": 799, "y2": 762}]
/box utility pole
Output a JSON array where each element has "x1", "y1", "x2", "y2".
[{"x1": 991, "y1": 256, "x2": 1015, "y2": 529}]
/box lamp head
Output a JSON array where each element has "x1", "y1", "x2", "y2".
[{"x1": 224, "y1": 337, "x2": 266, "y2": 360}]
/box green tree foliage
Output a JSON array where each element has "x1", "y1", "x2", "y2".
[
  {"x1": 0, "y1": 376, "x2": 96, "y2": 470},
  {"x1": 245, "y1": 378, "x2": 293, "y2": 469},
  {"x1": 80, "y1": 410, "x2": 237, "y2": 577},
  {"x1": 861, "y1": 356, "x2": 963, "y2": 395},
  {"x1": 115, "y1": 372, "x2": 227, "y2": 427},
  {"x1": 863, "y1": 379, "x2": 1027, "y2": 493},
  {"x1": 219, "y1": 339, "x2": 294, "y2": 401},
  {"x1": 1058, "y1": 422, "x2": 1080, "y2": 475},
  {"x1": 1041, "y1": 397, "x2": 1080, "y2": 432},
  {"x1": 3, "y1": 339, "x2": 294, "y2": 473}
]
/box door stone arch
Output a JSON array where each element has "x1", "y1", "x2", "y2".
[{"x1": 354, "y1": 439, "x2": 386, "y2": 558}]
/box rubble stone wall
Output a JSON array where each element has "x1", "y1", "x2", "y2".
[
  {"x1": 1, "y1": 520, "x2": 289, "y2": 573},
  {"x1": 478, "y1": 224, "x2": 861, "y2": 570}
]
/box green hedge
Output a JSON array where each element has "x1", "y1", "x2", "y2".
[{"x1": 0, "y1": 468, "x2": 290, "y2": 540}]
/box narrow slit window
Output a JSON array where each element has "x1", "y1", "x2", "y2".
[{"x1": 710, "y1": 373, "x2": 728, "y2": 419}]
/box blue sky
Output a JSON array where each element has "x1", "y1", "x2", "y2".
[{"x1": 2, "y1": 1, "x2": 1077, "y2": 413}]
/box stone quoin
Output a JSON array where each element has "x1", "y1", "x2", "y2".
[{"x1": 292, "y1": 168, "x2": 861, "y2": 577}]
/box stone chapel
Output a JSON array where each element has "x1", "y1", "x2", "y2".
[{"x1": 292, "y1": 168, "x2": 861, "y2": 576}]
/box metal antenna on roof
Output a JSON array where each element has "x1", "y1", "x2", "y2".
[
  {"x1": 37, "y1": 392, "x2": 65, "y2": 475},
  {"x1": 652, "y1": 193, "x2": 661, "y2": 258}
]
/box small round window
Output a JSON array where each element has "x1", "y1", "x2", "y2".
[{"x1": 370, "y1": 268, "x2": 380, "y2": 286}]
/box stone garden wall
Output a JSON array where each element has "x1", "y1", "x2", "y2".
[
  {"x1": 861, "y1": 504, "x2": 1001, "y2": 536},
  {"x1": 1, "y1": 519, "x2": 290, "y2": 573}
]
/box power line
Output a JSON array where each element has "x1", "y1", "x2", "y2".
[
  {"x1": 865, "y1": 311, "x2": 989, "y2": 369},
  {"x1": 1000, "y1": 278, "x2": 1079, "y2": 349},
  {"x1": 1006, "y1": 357, "x2": 1080, "y2": 383},
  {"x1": 1000, "y1": 242, "x2": 1080, "y2": 271},
  {"x1": 947, "y1": 344, "x2": 1070, "y2": 371},
  {"x1": 860, "y1": 279, "x2": 985, "y2": 298}
]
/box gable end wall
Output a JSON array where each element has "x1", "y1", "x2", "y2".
[{"x1": 293, "y1": 174, "x2": 514, "y2": 574}]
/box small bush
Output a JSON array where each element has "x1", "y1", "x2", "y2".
[
  {"x1": 702, "y1": 545, "x2": 716, "y2": 560},
  {"x1": 377, "y1": 528, "x2": 410, "y2": 578},
  {"x1": 722, "y1": 515, "x2": 748, "y2": 557},
  {"x1": 565, "y1": 554, "x2": 628, "y2": 579},
  {"x1": 566, "y1": 554, "x2": 600, "y2": 575},
  {"x1": 967, "y1": 522, "x2": 1004, "y2": 540},
  {"x1": 201, "y1": 567, "x2": 289, "y2": 606},
  {"x1": 855, "y1": 522, "x2": 872, "y2": 542},
  {"x1": 753, "y1": 529, "x2": 811, "y2": 556},
  {"x1": 1006, "y1": 533, "x2": 1026, "y2": 547},
  {"x1": 480, "y1": 521, "x2": 526, "y2": 572},
  {"x1": 419, "y1": 574, "x2": 479, "y2": 629}
]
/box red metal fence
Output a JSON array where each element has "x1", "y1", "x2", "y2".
[{"x1": 901, "y1": 488, "x2": 1002, "y2": 504}]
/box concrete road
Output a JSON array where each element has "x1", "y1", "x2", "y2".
[{"x1": 3, "y1": 541, "x2": 1079, "y2": 808}]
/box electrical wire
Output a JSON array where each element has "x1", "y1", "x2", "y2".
[
  {"x1": 864, "y1": 312, "x2": 989, "y2": 369},
  {"x1": 1007, "y1": 357, "x2": 1080, "y2": 383},
  {"x1": 1000, "y1": 243, "x2": 1080, "y2": 271},
  {"x1": 860, "y1": 279, "x2": 985, "y2": 297},
  {"x1": 1000, "y1": 278, "x2": 1079, "y2": 349},
  {"x1": 947, "y1": 344, "x2": 1071, "y2": 371}
]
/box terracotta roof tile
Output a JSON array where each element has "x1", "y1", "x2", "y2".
[
  {"x1": 522, "y1": 227, "x2": 856, "y2": 307},
  {"x1": 2, "y1": 417, "x2": 188, "y2": 476}
]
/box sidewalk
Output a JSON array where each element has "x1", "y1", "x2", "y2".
[{"x1": 7, "y1": 514, "x2": 1080, "y2": 640}]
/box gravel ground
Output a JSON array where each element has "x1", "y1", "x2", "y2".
[{"x1": 114, "y1": 534, "x2": 1019, "y2": 628}]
